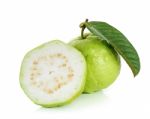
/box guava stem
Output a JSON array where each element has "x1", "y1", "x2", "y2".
[{"x1": 80, "y1": 19, "x2": 88, "y2": 39}]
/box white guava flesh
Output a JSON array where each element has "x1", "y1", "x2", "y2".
[{"x1": 20, "y1": 40, "x2": 86, "y2": 107}]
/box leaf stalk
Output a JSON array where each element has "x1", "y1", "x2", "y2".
[{"x1": 80, "y1": 19, "x2": 88, "y2": 39}]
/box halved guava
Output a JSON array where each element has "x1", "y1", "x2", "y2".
[{"x1": 19, "y1": 40, "x2": 86, "y2": 107}]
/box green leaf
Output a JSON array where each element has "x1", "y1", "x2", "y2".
[{"x1": 84, "y1": 21, "x2": 140, "y2": 76}]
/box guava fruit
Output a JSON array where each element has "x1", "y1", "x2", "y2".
[
  {"x1": 69, "y1": 34, "x2": 121, "y2": 93},
  {"x1": 19, "y1": 40, "x2": 86, "y2": 107}
]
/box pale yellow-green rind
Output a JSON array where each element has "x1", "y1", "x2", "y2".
[
  {"x1": 19, "y1": 40, "x2": 87, "y2": 107},
  {"x1": 69, "y1": 34, "x2": 121, "y2": 93}
]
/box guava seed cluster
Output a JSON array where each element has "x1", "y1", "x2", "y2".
[{"x1": 29, "y1": 53, "x2": 74, "y2": 94}]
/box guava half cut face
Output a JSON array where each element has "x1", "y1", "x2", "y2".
[{"x1": 19, "y1": 40, "x2": 86, "y2": 107}]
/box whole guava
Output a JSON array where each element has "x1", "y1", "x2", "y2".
[{"x1": 69, "y1": 34, "x2": 121, "y2": 93}]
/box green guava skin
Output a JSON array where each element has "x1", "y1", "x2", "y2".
[{"x1": 69, "y1": 34, "x2": 121, "y2": 93}]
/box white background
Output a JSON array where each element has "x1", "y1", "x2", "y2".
[{"x1": 0, "y1": 0, "x2": 149, "y2": 119}]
